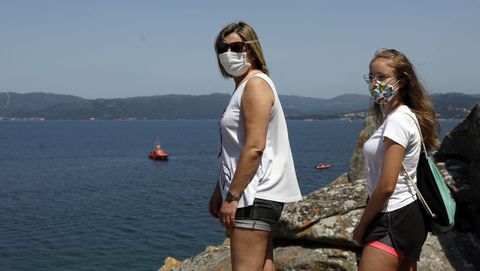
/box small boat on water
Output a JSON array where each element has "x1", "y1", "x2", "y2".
[
  {"x1": 148, "y1": 143, "x2": 169, "y2": 161},
  {"x1": 315, "y1": 163, "x2": 331, "y2": 170}
]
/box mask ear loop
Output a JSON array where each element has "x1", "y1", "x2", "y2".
[{"x1": 391, "y1": 79, "x2": 401, "y2": 88}]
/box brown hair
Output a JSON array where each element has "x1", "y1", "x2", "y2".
[
  {"x1": 370, "y1": 48, "x2": 440, "y2": 151},
  {"x1": 214, "y1": 21, "x2": 269, "y2": 78}
]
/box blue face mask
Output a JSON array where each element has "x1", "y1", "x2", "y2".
[{"x1": 371, "y1": 79, "x2": 400, "y2": 104}]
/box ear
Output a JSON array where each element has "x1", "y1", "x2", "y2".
[
  {"x1": 247, "y1": 51, "x2": 256, "y2": 60},
  {"x1": 247, "y1": 52, "x2": 256, "y2": 66}
]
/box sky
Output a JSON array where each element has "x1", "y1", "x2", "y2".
[{"x1": 1, "y1": 0, "x2": 479, "y2": 99}]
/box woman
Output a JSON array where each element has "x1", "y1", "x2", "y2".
[
  {"x1": 208, "y1": 21, "x2": 302, "y2": 271},
  {"x1": 353, "y1": 49, "x2": 440, "y2": 270}
]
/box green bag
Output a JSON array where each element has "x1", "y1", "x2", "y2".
[
  {"x1": 402, "y1": 113, "x2": 456, "y2": 235},
  {"x1": 415, "y1": 152, "x2": 456, "y2": 234}
]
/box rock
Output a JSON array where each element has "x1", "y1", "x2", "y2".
[
  {"x1": 163, "y1": 241, "x2": 231, "y2": 271},
  {"x1": 436, "y1": 231, "x2": 480, "y2": 270},
  {"x1": 272, "y1": 179, "x2": 367, "y2": 246},
  {"x1": 292, "y1": 209, "x2": 364, "y2": 247},
  {"x1": 439, "y1": 159, "x2": 474, "y2": 231},
  {"x1": 418, "y1": 233, "x2": 455, "y2": 271},
  {"x1": 158, "y1": 257, "x2": 182, "y2": 271},
  {"x1": 436, "y1": 103, "x2": 480, "y2": 232},
  {"x1": 436, "y1": 103, "x2": 480, "y2": 163},
  {"x1": 160, "y1": 242, "x2": 359, "y2": 271},
  {"x1": 330, "y1": 172, "x2": 349, "y2": 187},
  {"x1": 274, "y1": 246, "x2": 357, "y2": 271},
  {"x1": 347, "y1": 116, "x2": 376, "y2": 182}
]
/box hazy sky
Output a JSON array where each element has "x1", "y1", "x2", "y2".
[{"x1": 1, "y1": 0, "x2": 479, "y2": 99}]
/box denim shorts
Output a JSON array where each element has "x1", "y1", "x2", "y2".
[{"x1": 234, "y1": 198, "x2": 284, "y2": 232}]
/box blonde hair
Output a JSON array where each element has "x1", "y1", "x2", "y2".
[
  {"x1": 370, "y1": 49, "x2": 440, "y2": 151},
  {"x1": 214, "y1": 21, "x2": 269, "y2": 78}
]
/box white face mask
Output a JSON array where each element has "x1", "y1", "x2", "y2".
[{"x1": 218, "y1": 52, "x2": 251, "y2": 77}]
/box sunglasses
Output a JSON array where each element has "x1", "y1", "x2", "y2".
[{"x1": 217, "y1": 42, "x2": 246, "y2": 53}]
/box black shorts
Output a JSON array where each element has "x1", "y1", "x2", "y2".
[
  {"x1": 363, "y1": 200, "x2": 428, "y2": 261},
  {"x1": 234, "y1": 198, "x2": 284, "y2": 231}
]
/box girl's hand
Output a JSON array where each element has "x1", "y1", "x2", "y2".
[{"x1": 353, "y1": 223, "x2": 366, "y2": 245}]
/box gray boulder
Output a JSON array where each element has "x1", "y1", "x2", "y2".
[
  {"x1": 272, "y1": 178, "x2": 367, "y2": 247},
  {"x1": 436, "y1": 103, "x2": 480, "y2": 232},
  {"x1": 347, "y1": 116, "x2": 376, "y2": 182},
  {"x1": 274, "y1": 246, "x2": 357, "y2": 271}
]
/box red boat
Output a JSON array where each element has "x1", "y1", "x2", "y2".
[
  {"x1": 148, "y1": 144, "x2": 169, "y2": 160},
  {"x1": 315, "y1": 163, "x2": 331, "y2": 170}
]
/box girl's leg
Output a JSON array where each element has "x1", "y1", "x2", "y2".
[
  {"x1": 230, "y1": 228, "x2": 271, "y2": 271},
  {"x1": 358, "y1": 245, "x2": 399, "y2": 271},
  {"x1": 399, "y1": 259, "x2": 417, "y2": 271}
]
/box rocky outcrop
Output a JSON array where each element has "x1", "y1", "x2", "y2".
[
  {"x1": 160, "y1": 104, "x2": 480, "y2": 270},
  {"x1": 160, "y1": 239, "x2": 359, "y2": 271},
  {"x1": 160, "y1": 240, "x2": 231, "y2": 271},
  {"x1": 436, "y1": 103, "x2": 480, "y2": 233},
  {"x1": 347, "y1": 116, "x2": 376, "y2": 182},
  {"x1": 160, "y1": 174, "x2": 455, "y2": 271},
  {"x1": 160, "y1": 167, "x2": 463, "y2": 271},
  {"x1": 272, "y1": 178, "x2": 367, "y2": 246}
]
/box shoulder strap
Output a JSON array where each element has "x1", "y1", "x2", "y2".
[
  {"x1": 401, "y1": 112, "x2": 436, "y2": 218},
  {"x1": 406, "y1": 111, "x2": 428, "y2": 155},
  {"x1": 402, "y1": 162, "x2": 436, "y2": 218}
]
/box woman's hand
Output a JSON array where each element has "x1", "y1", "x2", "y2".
[
  {"x1": 219, "y1": 201, "x2": 238, "y2": 230},
  {"x1": 208, "y1": 184, "x2": 222, "y2": 218}
]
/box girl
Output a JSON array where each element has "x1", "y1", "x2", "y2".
[{"x1": 353, "y1": 49, "x2": 440, "y2": 270}]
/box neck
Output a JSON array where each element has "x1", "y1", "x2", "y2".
[
  {"x1": 234, "y1": 69, "x2": 260, "y2": 88},
  {"x1": 384, "y1": 99, "x2": 404, "y2": 116}
]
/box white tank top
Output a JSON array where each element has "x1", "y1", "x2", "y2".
[{"x1": 217, "y1": 73, "x2": 302, "y2": 208}]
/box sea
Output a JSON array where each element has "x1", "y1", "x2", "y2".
[{"x1": 0, "y1": 119, "x2": 460, "y2": 271}]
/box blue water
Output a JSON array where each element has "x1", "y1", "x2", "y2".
[{"x1": 0, "y1": 119, "x2": 460, "y2": 271}]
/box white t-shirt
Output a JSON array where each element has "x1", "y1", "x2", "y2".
[
  {"x1": 218, "y1": 73, "x2": 302, "y2": 208},
  {"x1": 363, "y1": 105, "x2": 421, "y2": 212}
]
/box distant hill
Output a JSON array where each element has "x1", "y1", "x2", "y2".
[
  {"x1": 0, "y1": 91, "x2": 478, "y2": 120},
  {"x1": 2, "y1": 93, "x2": 230, "y2": 120},
  {"x1": 0, "y1": 92, "x2": 84, "y2": 115},
  {"x1": 430, "y1": 93, "x2": 480, "y2": 119},
  {"x1": 281, "y1": 94, "x2": 370, "y2": 116}
]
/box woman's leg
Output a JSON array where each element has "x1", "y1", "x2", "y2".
[
  {"x1": 230, "y1": 228, "x2": 271, "y2": 271},
  {"x1": 358, "y1": 245, "x2": 399, "y2": 271}
]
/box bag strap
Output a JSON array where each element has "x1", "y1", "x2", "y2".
[
  {"x1": 401, "y1": 111, "x2": 436, "y2": 218},
  {"x1": 401, "y1": 163, "x2": 436, "y2": 218}
]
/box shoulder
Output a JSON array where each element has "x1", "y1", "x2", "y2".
[
  {"x1": 243, "y1": 75, "x2": 274, "y2": 103},
  {"x1": 245, "y1": 74, "x2": 272, "y2": 91},
  {"x1": 383, "y1": 106, "x2": 417, "y2": 146},
  {"x1": 388, "y1": 106, "x2": 415, "y2": 125}
]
